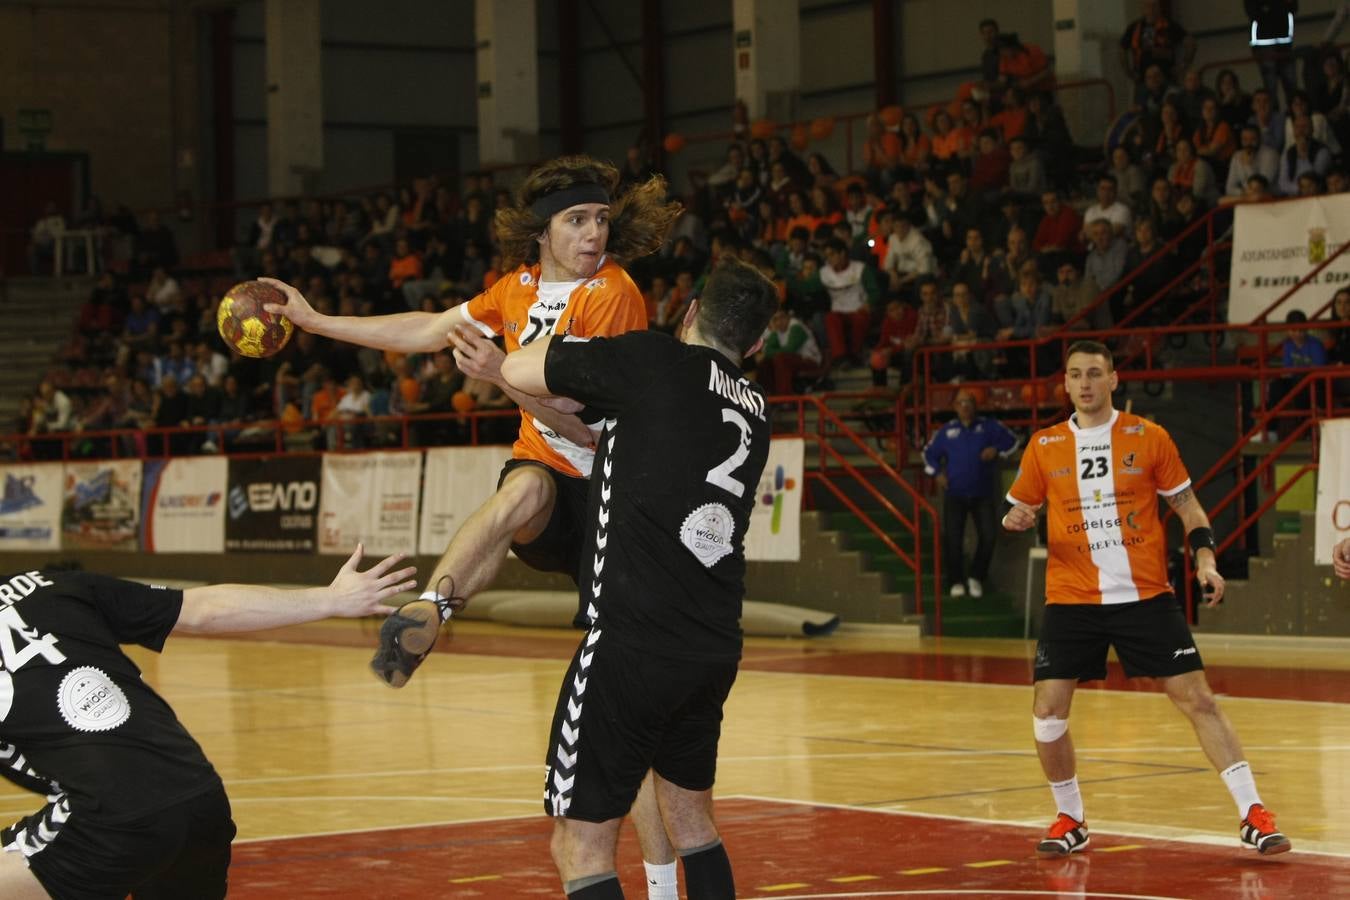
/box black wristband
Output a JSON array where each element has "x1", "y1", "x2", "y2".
[{"x1": 1187, "y1": 526, "x2": 1217, "y2": 563}]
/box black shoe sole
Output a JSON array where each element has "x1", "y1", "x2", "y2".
[{"x1": 370, "y1": 599, "x2": 443, "y2": 689}]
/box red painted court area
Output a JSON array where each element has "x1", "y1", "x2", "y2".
[{"x1": 229, "y1": 798, "x2": 1350, "y2": 898}]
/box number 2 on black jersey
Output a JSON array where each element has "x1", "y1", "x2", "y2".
[
  {"x1": 1080, "y1": 455, "x2": 1108, "y2": 479},
  {"x1": 706, "y1": 408, "x2": 753, "y2": 497}
]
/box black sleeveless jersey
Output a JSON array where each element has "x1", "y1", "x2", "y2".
[
  {"x1": 545, "y1": 331, "x2": 771, "y2": 661},
  {"x1": 0, "y1": 570, "x2": 220, "y2": 824}
]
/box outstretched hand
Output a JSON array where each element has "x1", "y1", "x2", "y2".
[
  {"x1": 327, "y1": 544, "x2": 418, "y2": 618},
  {"x1": 1334, "y1": 537, "x2": 1350, "y2": 580},
  {"x1": 258, "y1": 277, "x2": 322, "y2": 331}
]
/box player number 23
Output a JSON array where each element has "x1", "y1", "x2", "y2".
[
  {"x1": 706, "y1": 408, "x2": 753, "y2": 497},
  {"x1": 1080, "y1": 455, "x2": 1108, "y2": 479}
]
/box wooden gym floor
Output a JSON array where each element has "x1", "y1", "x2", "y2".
[{"x1": 5, "y1": 620, "x2": 1349, "y2": 898}]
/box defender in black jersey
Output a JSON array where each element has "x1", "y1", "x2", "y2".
[
  {"x1": 0, "y1": 547, "x2": 415, "y2": 900},
  {"x1": 502, "y1": 256, "x2": 779, "y2": 900}
]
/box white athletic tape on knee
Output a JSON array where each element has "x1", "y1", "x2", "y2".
[{"x1": 1033, "y1": 715, "x2": 1068, "y2": 743}]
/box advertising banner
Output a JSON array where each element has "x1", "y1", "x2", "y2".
[
  {"x1": 61, "y1": 460, "x2": 142, "y2": 550},
  {"x1": 0, "y1": 464, "x2": 64, "y2": 551},
  {"x1": 319, "y1": 452, "x2": 422, "y2": 555},
  {"x1": 140, "y1": 458, "x2": 227, "y2": 553},
  {"x1": 1230, "y1": 196, "x2": 1350, "y2": 323},
  {"x1": 419, "y1": 446, "x2": 509, "y2": 556},
  {"x1": 744, "y1": 438, "x2": 804, "y2": 561},
  {"x1": 1315, "y1": 418, "x2": 1350, "y2": 566},
  {"x1": 225, "y1": 456, "x2": 321, "y2": 553}
]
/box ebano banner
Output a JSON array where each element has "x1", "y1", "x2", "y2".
[
  {"x1": 1315, "y1": 418, "x2": 1350, "y2": 566},
  {"x1": 61, "y1": 460, "x2": 142, "y2": 551},
  {"x1": 140, "y1": 457, "x2": 227, "y2": 553},
  {"x1": 225, "y1": 456, "x2": 321, "y2": 553},
  {"x1": 318, "y1": 451, "x2": 422, "y2": 556},
  {"x1": 0, "y1": 463, "x2": 63, "y2": 551},
  {"x1": 1230, "y1": 195, "x2": 1350, "y2": 323}
]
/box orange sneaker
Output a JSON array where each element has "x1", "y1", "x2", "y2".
[
  {"x1": 1036, "y1": 813, "x2": 1090, "y2": 858},
  {"x1": 1240, "y1": 804, "x2": 1291, "y2": 855}
]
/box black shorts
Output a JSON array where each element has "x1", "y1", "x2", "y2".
[
  {"x1": 497, "y1": 458, "x2": 590, "y2": 583},
  {"x1": 1034, "y1": 594, "x2": 1205, "y2": 682},
  {"x1": 542, "y1": 634, "x2": 739, "y2": 823},
  {"x1": 5, "y1": 785, "x2": 235, "y2": 900}
]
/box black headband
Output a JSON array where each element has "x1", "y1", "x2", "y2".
[{"x1": 530, "y1": 183, "x2": 611, "y2": 220}]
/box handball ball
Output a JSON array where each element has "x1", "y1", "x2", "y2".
[{"x1": 217, "y1": 281, "x2": 293, "y2": 358}]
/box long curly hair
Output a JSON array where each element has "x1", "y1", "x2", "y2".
[{"x1": 495, "y1": 154, "x2": 683, "y2": 271}]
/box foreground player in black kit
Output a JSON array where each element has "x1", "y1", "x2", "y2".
[
  {"x1": 0, "y1": 547, "x2": 416, "y2": 899},
  {"x1": 501, "y1": 256, "x2": 779, "y2": 900}
]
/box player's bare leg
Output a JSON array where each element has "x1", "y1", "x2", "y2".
[
  {"x1": 551, "y1": 817, "x2": 625, "y2": 898},
  {"x1": 0, "y1": 852, "x2": 52, "y2": 899},
  {"x1": 371, "y1": 465, "x2": 557, "y2": 687},
  {"x1": 1032, "y1": 679, "x2": 1089, "y2": 857},
  {"x1": 632, "y1": 772, "x2": 678, "y2": 899},
  {"x1": 653, "y1": 775, "x2": 734, "y2": 900},
  {"x1": 1164, "y1": 670, "x2": 1290, "y2": 853}
]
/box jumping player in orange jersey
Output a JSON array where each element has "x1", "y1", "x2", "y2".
[
  {"x1": 1004, "y1": 340, "x2": 1290, "y2": 859},
  {"x1": 262, "y1": 155, "x2": 686, "y2": 900}
]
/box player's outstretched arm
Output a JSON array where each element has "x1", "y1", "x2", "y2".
[
  {"x1": 259, "y1": 277, "x2": 466, "y2": 353},
  {"x1": 1167, "y1": 486, "x2": 1226, "y2": 606},
  {"x1": 1334, "y1": 537, "x2": 1350, "y2": 580},
  {"x1": 174, "y1": 545, "x2": 417, "y2": 635}
]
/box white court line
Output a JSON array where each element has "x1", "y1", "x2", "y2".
[{"x1": 731, "y1": 794, "x2": 1350, "y2": 859}]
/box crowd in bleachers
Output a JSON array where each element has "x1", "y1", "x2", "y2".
[{"x1": 11, "y1": 5, "x2": 1350, "y2": 462}]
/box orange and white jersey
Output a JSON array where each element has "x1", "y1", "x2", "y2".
[
  {"x1": 1007, "y1": 409, "x2": 1191, "y2": 606},
  {"x1": 460, "y1": 256, "x2": 646, "y2": 477}
]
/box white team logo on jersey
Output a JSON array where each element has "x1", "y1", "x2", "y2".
[
  {"x1": 680, "y1": 502, "x2": 735, "y2": 568},
  {"x1": 57, "y1": 667, "x2": 130, "y2": 732}
]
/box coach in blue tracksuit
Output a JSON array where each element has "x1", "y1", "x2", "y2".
[{"x1": 923, "y1": 390, "x2": 1020, "y2": 598}]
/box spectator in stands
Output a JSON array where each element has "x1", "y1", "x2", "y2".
[
  {"x1": 151, "y1": 375, "x2": 191, "y2": 454},
  {"x1": 152, "y1": 340, "x2": 196, "y2": 389},
  {"x1": 28, "y1": 203, "x2": 65, "y2": 275},
  {"x1": 1267, "y1": 309, "x2": 1329, "y2": 436},
  {"x1": 898, "y1": 113, "x2": 931, "y2": 174},
  {"x1": 1195, "y1": 96, "x2": 1237, "y2": 173},
  {"x1": 1225, "y1": 124, "x2": 1282, "y2": 198},
  {"x1": 1278, "y1": 113, "x2": 1334, "y2": 196},
  {"x1": 1286, "y1": 90, "x2": 1341, "y2": 156},
  {"x1": 1049, "y1": 260, "x2": 1110, "y2": 333},
  {"x1": 1122, "y1": 217, "x2": 1176, "y2": 322},
  {"x1": 1216, "y1": 68, "x2": 1253, "y2": 132},
  {"x1": 1082, "y1": 175, "x2": 1133, "y2": 241},
  {"x1": 970, "y1": 130, "x2": 1012, "y2": 199},
  {"x1": 806, "y1": 153, "x2": 839, "y2": 193},
  {"x1": 758, "y1": 308, "x2": 823, "y2": 396},
  {"x1": 707, "y1": 144, "x2": 746, "y2": 196},
  {"x1": 948, "y1": 281, "x2": 995, "y2": 380},
  {"x1": 1008, "y1": 136, "x2": 1048, "y2": 199},
  {"x1": 1085, "y1": 220, "x2": 1130, "y2": 320},
  {"x1": 1170, "y1": 190, "x2": 1208, "y2": 262},
  {"x1": 924, "y1": 389, "x2": 1019, "y2": 599},
  {"x1": 363, "y1": 192, "x2": 400, "y2": 250},
  {"x1": 821, "y1": 238, "x2": 879, "y2": 367},
  {"x1": 1108, "y1": 146, "x2": 1150, "y2": 212},
  {"x1": 883, "y1": 215, "x2": 936, "y2": 297},
  {"x1": 1136, "y1": 63, "x2": 1180, "y2": 119},
  {"x1": 333, "y1": 373, "x2": 373, "y2": 449},
  {"x1": 996, "y1": 260, "x2": 1052, "y2": 343},
  {"x1": 809, "y1": 186, "x2": 842, "y2": 227},
  {"x1": 1250, "y1": 88, "x2": 1285, "y2": 153},
  {"x1": 147, "y1": 267, "x2": 182, "y2": 316},
  {"x1": 1176, "y1": 68, "x2": 1214, "y2": 127},
  {"x1": 990, "y1": 87, "x2": 1031, "y2": 142},
  {"x1": 843, "y1": 184, "x2": 875, "y2": 242},
  {"x1": 217, "y1": 374, "x2": 256, "y2": 426},
  {"x1": 871, "y1": 298, "x2": 918, "y2": 388},
  {"x1": 1024, "y1": 93, "x2": 1074, "y2": 180},
  {"x1": 987, "y1": 192, "x2": 1037, "y2": 258},
  {"x1": 930, "y1": 110, "x2": 969, "y2": 164},
  {"x1": 904, "y1": 278, "x2": 953, "y2": 382},
  {"x1": 1153, "y1": 98, "x2": 1188, "y2": 167},
  {"x1": 1120, "y1": 0, "x2": 1194, "y2": 102},
  {"x1": 1144, "y1": 176, "x2": 1183, "y2": 231},
  {"x1": 997, "y1": 33, "x2": 1054, "y2": 95},
  {"x1": 193, "y1": 341, "x2": 228, "y2": 389},
  {"x1": 1032, "y1": 191, "x2": 1083, "y2": 264},
  {"x1": 133, "y1": 209, "x2": 178, "y2": 276},
  {"x1": 1169, "y1": 138, "x2": 1220, "y2": 205},
  {"x1": 953, "y1": 227, "x2": 997, "y2": 311},
  {"x1": 1329, "y1": 169, "x2": 1349, "y2": 194},
  {"x1": 182, "y1": 373, "x2": 222, "y2": 453},
  {"x1": 978, "y1": 18, "x2": 1002, "y2": 89},
  {"x1": 387, "y1": 237, "x2": 423, "y2": 295},
  {"x1": 990, "y1": 226, "x2": 1032, "y2": 305},
  {"x1": 1329, "y1": 288, "x2": 1350, "y2": 367},
  {"x1": 1313, "y1": 51, "x2": 1350, "y2": 150},
  {"x1": 1297, "y1": 171, "x2": 1327, "y2": 197},
  {"x1": 410, "y1": 350, "x2": 464, "y2": 446},
  {"x1": 774, "y1": 226, "x2": 811, "y2": 279},
  {"x1": 940, "y1": 170, "x2": 984, "y2": 253},
  {"x1": 32, "y1": 381, "x2": 74, "y2": 435},
  {"x1": 654, "y1": 269, "x2": 696, "y2": 335}
]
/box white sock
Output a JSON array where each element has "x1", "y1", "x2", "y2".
[
  {"x1": 420, "y1": 591, "x2": 454, "y2": 623},
  {"x1": 643, "y1": 860, "x2": 678, "y2": 900},
  {"x1": 1049, "y1": 776, "x2": 1085, "y2": 823},
  {"x1": 1220, "y1": 761, "x2": 1262, "y2": 817}
]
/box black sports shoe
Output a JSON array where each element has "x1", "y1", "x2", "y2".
[{"x1": 370, "y1": 577, "x2": 464, "y2": 688}]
